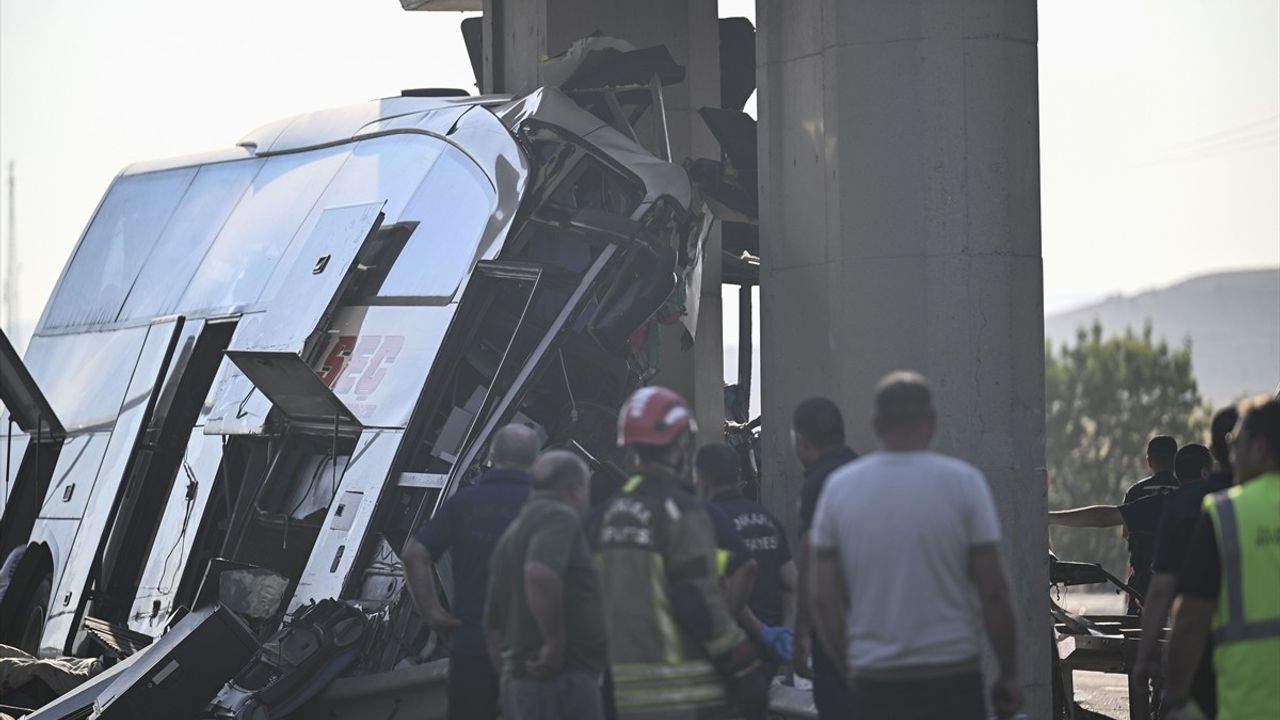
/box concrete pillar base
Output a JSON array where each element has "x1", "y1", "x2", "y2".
[{"x1": 757, "y1": 1, "x2": 1049, "y2": 714}]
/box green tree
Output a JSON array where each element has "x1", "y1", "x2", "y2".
[{"x1": 1046, "y1": 321, "x2": 1208, "y2": 579}]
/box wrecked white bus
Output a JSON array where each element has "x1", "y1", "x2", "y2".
[{"x1": 0, "y1": 39, "x2": 734, "y2": 716}]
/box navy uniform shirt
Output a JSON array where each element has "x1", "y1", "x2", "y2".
[
  {"x1": 704, "y1": 499, "x2": 752, "y2": 577},
  {"x1": 1118, "y1": 491, "x2": 1177, "y2": 592},
  {"x1": 1120, "y1": 470, "x2": 1178, "y2": 612},
  {"x1": 1176, "y1": 513, "x2": 1222, "y2": 600},
  {"x1": 799, "y1": 446, "x2": 859, "y2": 533},
  {"x1": 1123, "y1": 470, "x2": 1179, "y2": 504},
  {"x1": 1119, "y1": 492, "x2": 1175, "y2": 537},
  {"x1": 1122, "y1": 470, "x2": 1179, "y2": 568},
  {"x1": 711, "y1": 488, "x2": 793, "y2": 627},
  {"x1": 415, "y1": 467, "x2": 531, "y2": 656},
  {"x1": 1153, "y1": 471, "x2": 1233, "y2": 574}
]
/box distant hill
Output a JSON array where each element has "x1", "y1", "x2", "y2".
[{"x1": 1045, "y1": 268, "x2": 1280, "y2": 406}]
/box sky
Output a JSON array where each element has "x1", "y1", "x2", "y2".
[
  {"x1": 1038, "y1": 0, "x2": 1279, "y2": 312},
  {"x1": 1, "y1": 0, "x2": 1277, "y2": 359}
]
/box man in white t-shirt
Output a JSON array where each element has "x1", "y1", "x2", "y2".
[{"x1": 808, "y1": 371, "x2": 1023, "y2": 720}]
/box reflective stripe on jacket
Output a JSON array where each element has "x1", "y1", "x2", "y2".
[
  {"x1": 1203, "y1": 472, "x2": 1280, "y2": 720},
  {"x1": 593, "y1": 469, "x2": 745, "y2": 717}
]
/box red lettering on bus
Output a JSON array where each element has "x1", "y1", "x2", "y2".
[
  {"x1": 355, "y1": 335, "x2": 404, "y2": 397},
  {"x1": 318, "y1": 336, "x2": 357, "y2": 388}
]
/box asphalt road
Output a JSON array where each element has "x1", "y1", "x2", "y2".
[
  {"x1": 1074, "y1": 670, "x2": 1131, "y2": 720},
  {"x1": 774, "y1": 588, "x2": 1140, "y2": 720},
  {"x1": 1060, "y1": 589, "x2": 1133, "y2": 720}
]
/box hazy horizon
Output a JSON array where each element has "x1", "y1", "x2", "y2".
[{"x1": 2, "y1": 0, "x2": 1277, "y2": 360}]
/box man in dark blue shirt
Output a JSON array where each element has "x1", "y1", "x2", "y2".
[
  {"x1": 403, "y1": 424, "x2": 539, "y2": 720},
  {"x1": 698, "y1": 443, "x2": 797, "y2": 675},
  {"x1": 1049, "y1": 443, "x2": 1211, "y2": 611},
  {"x1": 791, "y1": 397, "x2": 858, "y2": 719},
  {"x1": 704, "y1": 499, "x2": 758, "y2": 614},
  {"x1": 697, "y1": 443, "x2": 796, "y2": 632},
  {"x1": 1121, "y1": 435, "x2": 1179, "y2": 613}
]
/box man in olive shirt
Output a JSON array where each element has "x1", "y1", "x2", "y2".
[{"x1": 484, "y1": 451, "x2": 607, "y2": 720}]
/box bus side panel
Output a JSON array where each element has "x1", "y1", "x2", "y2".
[
  {"x1": 127, "y1": 429, "x2": 225, "y2": 635},
  {"x1": 39, "y1": 320, "x2": 182, "y2": 653}
]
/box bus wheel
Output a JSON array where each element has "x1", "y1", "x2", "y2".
[{"x1": 17, "y1": 575, "x2": 51, "y2": 655}]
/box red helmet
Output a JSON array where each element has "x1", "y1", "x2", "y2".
[{"x1": 617, "y1": 386, "x2": 697, "y2": 447}]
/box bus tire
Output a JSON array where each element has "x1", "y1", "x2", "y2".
[{"x1": 17, "y1": 575, "x2": 51, "y2": 656}]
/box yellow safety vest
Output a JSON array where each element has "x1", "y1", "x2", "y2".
[{"x1": 1202, "y1": 472, "x2": 1280, "y2": 720}]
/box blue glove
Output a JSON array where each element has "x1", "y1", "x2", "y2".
[{"x1": 758, "y1": 625, "x2": 794, "y2": 664}]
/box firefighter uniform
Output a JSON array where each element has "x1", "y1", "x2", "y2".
[
  {"x1": 1201, "y1": 473, "x2": 1280, "y2": 720},
  {"x1": 597, "y1": 386, "x2": 767, "y2": 720},
  {"x1": 594, "y1": 466, "x2": 751, "y2": 719}
]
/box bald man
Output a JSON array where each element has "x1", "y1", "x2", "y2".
[
  {"x1": 486, "y1": 451, "x2": 607, "y2": 720},
  {"x1": 404, "y1": 423, "x2": 540, "y2": 720}
]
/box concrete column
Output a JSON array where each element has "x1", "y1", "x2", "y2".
[
  {"x1": 756, "y1": 0, "x2": 1048, "y2": 713},
  {"x1": 484, "y1": 0, "x2": 726, "y2": 436}
]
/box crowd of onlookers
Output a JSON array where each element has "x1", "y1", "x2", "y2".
[
  {"x1": 400, "y1": 370, "x2": 1278, "y2": 720},
  {"x1": 1052, "y1": 396, "x2": 1280, "y2": 719}
]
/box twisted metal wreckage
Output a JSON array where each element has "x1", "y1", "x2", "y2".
[{"x1": 0, "y1": 26, "x2": 767, "y2": 719}]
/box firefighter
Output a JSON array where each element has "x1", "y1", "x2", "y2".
[{"x1": 593, "y1": 386, "x2": 771, "y2": 720}]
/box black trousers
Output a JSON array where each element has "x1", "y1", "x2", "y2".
[
  {"x1": 448, "y1": 652, "x2": 500, "y2": 720},
  {"x1": 846, "y1": 671, "x2": 986, "y2": 720},
  {"x1": 811, "y1": 637, "x2": 852, "y2": 719}
]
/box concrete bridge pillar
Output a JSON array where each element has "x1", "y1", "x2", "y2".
[{"x1": 755, "y1": 0, "x2": 1049, "y2": 713}]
